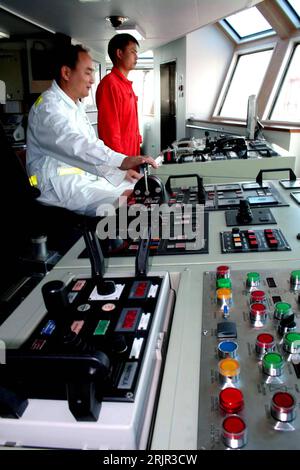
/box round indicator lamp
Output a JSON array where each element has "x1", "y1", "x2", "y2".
[
  {"x1": 274, "y1": 302, "x2": 292, "y2": 320},
  {"x1": 218, "y1": 340, "x2": 238, "y2": 359},
  {"x1": 246, "y1": 272, "x2": 260, "y2": 288},
  {"x1": 255, "y1": 333, "x2": 275, "y2": 358},
  {"x1": 271, "y1": 392, "x2": 296, "y2": 422},
  {"x1": 219, "y1": 358, "x2": 240, "y2": 385},
  {"x1": 250, "y1": 303, "x2": 267, "y2": 327},
  {"x1": 216, "y1": 278, "x2": 232, "y2": 289},
  {"x1": 250, "y1": 290, "x2": 266, "y2": 304},
  {"x1": 262, "y1": 352, "x2": 284, "y2": 377},
  {"x1": 216, "y1": 265, "x2": 230, "y2": 279},
  {"x1": 283, "y1": 331, "x2": 300, "y2": 354},
  {"x1": 222, "y1": 415, "x2": 247, "y2": 449},
  {"x1": 219, "y1": 388, "x2": 244, "y2": 414},
  {"x1": 216, "y1": 288, "x2": 232, "y2": 306},
  {"x1": 290, "y1": 270, "x2": 300, "y2": 289}
]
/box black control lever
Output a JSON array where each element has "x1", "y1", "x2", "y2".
[
  {"x1": 256, "y1": 168, "x2": 296, "y2": 186},
  {"x1": 135, "y1": 227, "x2": 151, "y2": 278},
  {"x1": 83, "y1": 227, "x2": 115, "y2": 295}
]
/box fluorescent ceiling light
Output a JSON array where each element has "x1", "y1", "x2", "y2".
[
  {"x1": 115, "y1": 24, "x2": 145, "y2": 40},
  {"x1": 0, "y1": 31, "x2": 10, "y2": 39}
]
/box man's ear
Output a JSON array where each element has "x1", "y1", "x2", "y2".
[
  {"x1": 61, "y1": 65, "x2": 71, "y2": 81},
  {"x1": 116, "y1": 48, "x2": 123, "y2": 61}
]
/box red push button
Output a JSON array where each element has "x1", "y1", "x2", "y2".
[{"x1": 219, "y1": 387, "x2": 244, "y2": 414}]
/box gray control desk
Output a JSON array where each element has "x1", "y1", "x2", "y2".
[
  {"x1": 152, "y1": 146, "x2": 295, "y2": 185},
  {"x1": 1, "y1": 179, "x2": 300, "y2": 450},
  {"x1": 53, "y1": 180, "x2": 300, "y2": 271}
]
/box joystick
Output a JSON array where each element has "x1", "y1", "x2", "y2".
[{"x1": 236, "y1": 199, "x2": 253, "y2": 224}]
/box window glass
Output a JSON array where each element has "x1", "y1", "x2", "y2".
[
  {"x1": 270, "y1": 44, "x2": 300, "y2": 122},
  {"x1": 286, "y1": 0, "x2": 300, "y2": 17},
  {"x1": 225, "y1": 7, "x2": 272, "y2": 38},
  {"x1": 219, "y1": 49, "x2": 273, "y2": 119}
]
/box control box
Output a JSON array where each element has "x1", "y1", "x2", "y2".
[{"x1": 198, "y1": 266, "x2": 300, "y2": 450}]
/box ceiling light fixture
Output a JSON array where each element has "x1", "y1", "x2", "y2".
[{"x1": 115, "y1": 24, "x2": 145, "y2": 41}]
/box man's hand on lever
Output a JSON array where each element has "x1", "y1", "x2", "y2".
[{"x1": 119, "y1": 156, "x2": 158, "y2": 171}]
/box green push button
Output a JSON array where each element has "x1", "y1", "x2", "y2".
[
  {"x1": 263, "y1": 352, "x2": 283, "y2": 369},
  {"x1": 93, "y1": 319, "x2": 110, "y2": 335},
  {"x1": 274, "y1": 302, "x2": 292, "y2": 320},
  {"x1": 247, "y1": 272, "x2": 260, "y2": 283},
  {"x1": 290, "y1": 270, "x2": 300, "y2": 281},
  {"x1": 284, "y1": 332, "x2": 300, "y2": 353},
  {"x1": 217, "y1": 278, "x2": 232, "y2": 289}
]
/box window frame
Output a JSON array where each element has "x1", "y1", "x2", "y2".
[
  {"x1": 213, "y1": 43, "x2": 275, "y2": 122},
  {"x1": 263, "y1": 36, "x2": 300, "y2": 125},
  {"x1": 276, "y1": 0, "x2": 300, "y2": 28},
  {"x1": 219, "y1": 18, "x2": 275, "y2": 44}
]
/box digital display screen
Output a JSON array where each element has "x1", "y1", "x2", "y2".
[
  {"x1": 129, "y1": 281, "x2": 150, "y2": 300},
  {"x1": 115, "y1": 308, "x2": 142, "y2": 332}
]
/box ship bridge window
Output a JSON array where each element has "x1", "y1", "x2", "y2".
[
  {"x1": 268, "y1": 43, "x2": 300, "y2": 123},
  {"x1": 215, "y1": 48, "x2": 273, "y2": 120},
  {"x1": 220, "y1": 7, "x2": 274, "y2": 43},
  {"x1": 277, "y1": 0, "x2": 300, "y2": 28}
]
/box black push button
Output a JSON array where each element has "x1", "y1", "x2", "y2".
[{"x1": 217, "y1": 321, "x2": 237, "y2": 339}]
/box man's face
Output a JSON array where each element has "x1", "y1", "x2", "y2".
[
  {"x1": 118, "y1": 41, "x2": 138, "y2": 72},
  {"x1": 68, "y1": 51, "x2": 95, "y2": 100}
]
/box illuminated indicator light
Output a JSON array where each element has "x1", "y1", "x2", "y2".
[
  {"x1": 93, "y1": 319, "x2": 110, "y2": 336},
  {"x1": 283, "y1": 331, "x2": 300, "y2": 353},
  {"x1": 216, "y1": 265, "x2": 230, "y2": 279},
  {"x1": 271, "y1": 392, "x2": 296, "y2": 422},
  {"x1": 250, "y1": 290, "x2": 266, "y2": 303},
  {"x1": 250, "y1": 302, "x2": 267, "y2": 326},
  {"x1": 246, "y1": 272, "x2": 260, "y2": 287},
  {"x1": 218, "y1": 341, "x2": 238, "y2": 358},
  {"x1": 216, "y1": 288, "x2": 232, "y2": 305},
  {"x1": 256, "y1": 333, "x2": 275, "y2": 358},
  {"x1": 262, "y1": 352, "x2": 283, "y2": 376},
  {"x1": 290, "y1": 270, "x2": 300, "y2": 288},
  {"x1": 219, "y1": 358, "x2": 240, "y2": 377},
  {"x1": 222, "y1": 415, "x2": 247, "y2": 449},
  {"x1": 219, "y1": 388, "x2": 244, "y2": 413},
  {"x1": 123, "y1": 310, "x2": 138, "y2": 329},
  {"x1": 274, "y1": 302, "x2": 292, "y2": 320},
  {"x1": 72, "y1": 280, "x2": 86, "y2": 291},
  {"x1": 216, "y1": 278, "x2": 232, "y2": 289}
]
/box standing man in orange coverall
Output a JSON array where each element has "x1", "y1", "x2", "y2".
[{"x1": 96, "y1": 34, "x2": 142, "y2": 183}]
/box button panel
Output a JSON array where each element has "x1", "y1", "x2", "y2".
[{"x1": 198, "y1": 267, "x2": 300, "y2": 450}]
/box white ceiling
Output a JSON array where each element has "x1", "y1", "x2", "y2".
[{"x1": 0, "y1": 0, "x2": 263, "y2": 54}]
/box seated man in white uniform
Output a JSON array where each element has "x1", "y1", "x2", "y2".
[{"x1": 26, "y1": 44, "x2": 157, "y2": 216}]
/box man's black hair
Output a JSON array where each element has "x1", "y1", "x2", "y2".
[
  {"x1": 108, "y1": 34, "x2": 139, "y2": 64},
  {"x1": 53, "y1": 44, "x2": 89, "y2": 83}
]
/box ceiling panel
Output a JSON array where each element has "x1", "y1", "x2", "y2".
[{"x1": 0, "y1": 0, "x2": 263, "y2": 53}]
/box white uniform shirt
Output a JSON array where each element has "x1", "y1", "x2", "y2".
[{"x1": 27, "y1": 80, "x2": 132, "y2": 215}]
